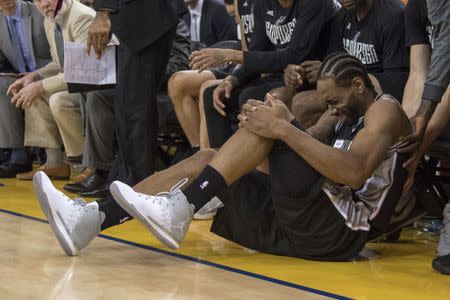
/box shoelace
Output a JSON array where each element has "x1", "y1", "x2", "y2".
[
  {"x1": 73, "y1": 198, "x2": 86, "y2": 206},
  {"x1": 58, "y1": 196, "x2": 86, "y2": 231},
  {"x1": 156, "y1": 178, "x2": 189, "y2": 196},
  {"x1": 56, "y1": 188, "x2": 86, "y2": 208},
  {"x1": 138, "y1": 178, "x2": 189, "y2": 206},
  {"x1": 56, "y1": 189, "x2": 70, "y2": 201}
]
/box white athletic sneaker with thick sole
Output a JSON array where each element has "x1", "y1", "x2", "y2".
[
  {"x1": 110, "y1": 179, "x2": 193, "y2": 249},
  {"x1": 33, "y1": 171, "x2": 102, "y2": 256},
  {"x1": 194, "y1": 196, "x2": 224, "y2": 220}
]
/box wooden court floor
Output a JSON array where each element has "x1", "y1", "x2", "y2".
[{"x1": 1, "y1": 178, "x2": 449, "y2": 299}]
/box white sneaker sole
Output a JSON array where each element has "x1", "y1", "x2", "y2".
[
  {"x1": 110, "y1": 182, "x2": 180, "y2": 250},
  {"x1": 33, "y1": 171, "x2": 78, "y2": 256},
  {"x1": 194, "y1": 211, "x2": 216, "y2": 220}
]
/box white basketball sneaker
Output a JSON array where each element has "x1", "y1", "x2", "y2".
[
  {"x1": 33, "y1": 171, "x2": 103, "y2": 256},
  {"x1": 110, "y1": 179, "x2": 194, "y2": 249},
  {"x1": 194, "y1": 196, "x2": 224, "y2": 220}
]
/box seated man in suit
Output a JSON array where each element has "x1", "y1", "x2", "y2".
[
  {"x1": 183, "y1": 0, "x2": 237, "y2": 49},
  {"x1": 7, "y1": 0, "x2": 98, "y2": 180},
  {"x1": 0, "y1": 0, "x2": 51, "y2": 178}
]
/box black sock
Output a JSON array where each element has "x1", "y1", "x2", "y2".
[
  {"x1": 192, "y1": 146, "x2": 200, "y2": 153},
  {"x1": 183, "y1": 165, "x2": 227, "y2": 213},
  {"x1": 97, "y1": 195, "x2": 132, "y2": 231}
]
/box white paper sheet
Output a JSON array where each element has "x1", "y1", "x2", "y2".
[{"x1": 63, "y1": 42, "x2": 116, "y2": 85}]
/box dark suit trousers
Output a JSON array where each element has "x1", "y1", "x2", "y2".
[
  {"x1": 98, "y1": 25, "x2": 177, "y2": 229},
  {"x1": 0, "y1": 76, "x2": 24, "y2": 148},
  {"x1": 80, "y1": 90, "x2": 115, "y2": 172}
]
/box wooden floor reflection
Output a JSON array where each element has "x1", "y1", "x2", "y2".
[
  {"x1": 1, "y1": 178, "x2": 450, "y2": 299},
  {"x1": 0, "y1": 214, "x2": 327, "y2": 300}
]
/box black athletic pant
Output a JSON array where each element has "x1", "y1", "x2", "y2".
[
  {"x1": 97, "y1": 26, "x2": 177, "y2": 230},
  {"x1": 212, "y1": 136, "x2": 367, "y2": 261},
  {"x1": 203, "y1": 76, "x2": 285, "y2": 148}
]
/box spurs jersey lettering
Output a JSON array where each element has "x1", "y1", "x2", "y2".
[
  {"x1": 238, "y1": 0, "x2": 255, "y2": 45},
  {"x1": 322, "y1": 95, "x2": 410, "y2": 231},
  {"x1": 427, "y1": 26, "x2": 435, "y2": 48},
  {"x1": 256, "y1": 0, "x2": 339, "y2": 51},
  {"x1": 231, "y1": 0, "x2": 338, "y2": 82},
  {"x1": 343, "y1": 35, "x2": 379, "y2": 65},
  {"x1": 266, "y1": 18, "x2": 297, "y2": 45},
  {"x1": 261, "y1": 1, "x2": 299, "y2": 50},
  {"x1": 332, "y1": 0, "x2": 407, "y2": 73}
]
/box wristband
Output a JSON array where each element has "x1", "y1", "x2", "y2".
[{"x1": 290, "y1": 118, "x2": 304, "y2": 130}]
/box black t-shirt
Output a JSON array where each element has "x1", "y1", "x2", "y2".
[
  {"x1": 238, "y1": 0, "x2": 255, "y2": 45},
  {"x1": 405, "y1": 0, "x2": 433, "y2": 47},
  {"x1": 232, "y1": 0, "x2": 339, "y2": 83},
  {"x1": 329, "y1": 0, "x2": 409, "y2": 73}
]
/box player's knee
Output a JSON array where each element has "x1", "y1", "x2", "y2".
[
  {"x1": 291, "y1": 91, "x2": 325, "y2": 121},
  {"x1": 192, "y1": 148, "x2": 217, "y2": 166},
  {"x1": 168, "y1": 71, "x2": 189, "y2": 101}
]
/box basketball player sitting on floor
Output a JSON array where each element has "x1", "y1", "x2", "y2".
[{"x1": 34, "y1": 53, "x2": 417, "y2": 261}]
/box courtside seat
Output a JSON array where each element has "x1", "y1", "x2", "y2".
[
  {"x1": 157, "y1": 92, "x2": 189, "y2": 168},
  {"x1": 415, "y1": 134, "x2": 450, "y2": 217}
]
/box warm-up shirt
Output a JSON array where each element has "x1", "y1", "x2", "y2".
[
  {"x1": 405, "y1": 0, "x2": 433, "y2": 47},
  {"x1": 329, "y1": 0, "x2": 409, "y2": 74},
  {"x1": 421, "y1": 0, "x2": 450, "y2": 103},
  {"x1": 232, "y1": 0, "x2": 339, "y2": 84}
]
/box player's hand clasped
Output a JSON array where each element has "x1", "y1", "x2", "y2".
[
  {"x1": 10, "y1": 81, "x2": 44, "y2": 109},
  {"x1": 238, "y1": 93, "x2": 295, "y2": 139},
  {"x1": 7, "y1": 72, "x2": 43, "y2": 109},
  {"x1": 284, "y1": 64, "x2": 304, "y2": 88},
  {"x1": 301, "y1": 60, "x2": 322, "y2": 84}
]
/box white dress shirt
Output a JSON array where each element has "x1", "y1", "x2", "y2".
[{"x1": 189, "y1": 0, "x2": 204, "y2": 42}]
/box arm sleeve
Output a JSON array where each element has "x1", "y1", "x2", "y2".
[
  {"x1": 381, "y1": 9, "x2": 409, "y2": 71},
  {"x1": 230, "y1": 3, "x2": 271, "y2": 84},
  {"x1": 94, "y1": 0, "x2": 118, "y2": 11},
  {"x1": 423, "y1": 0, "x2": 450, "y2": 102},
  {"x1": 405, "y1": 0, "x2": 430, "y2": 46},
  {"x1": 36, "y1": 20, "x2": 61, "y2": 81},
  {"x1": 163, "y1": 20, "x2": 191, "y2": 84},
  {"x1": 243, "y1": 0, "x2": 334, "y2": 73},
  {"x1": 42, "y1": 13, "x2": 95, "y2": 94},
  {"x1": 36, "y1": 61, "x2": 60, "y2": 80}
]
